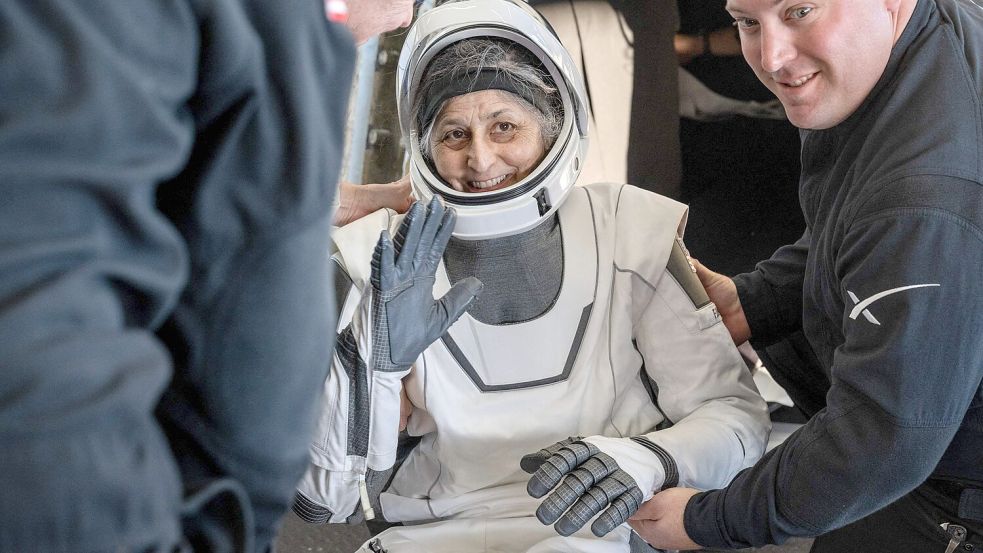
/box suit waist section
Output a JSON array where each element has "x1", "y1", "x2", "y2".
[{"x1": 380, "y1": 481, "x2": 540, "y2": 523}]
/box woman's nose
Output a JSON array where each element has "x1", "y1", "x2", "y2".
[{"x1": 467, "y1": 136, "x2": 495, "y2": 174}]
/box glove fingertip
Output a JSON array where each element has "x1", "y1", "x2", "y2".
[
  {"x1": 441, "y1": 279, "x2": 482, "y2": 322},
  {"x1": 526, "y1": 477, "x2": 549, "y2": 499},
  {"x1": 428, "y1": 194, "x2": 443, "y2": 212},
  {"x1": 590, "y1": 519, "x2": 615, "y2": 538},
  {"x1": 371, "y1": 231, "x2": 393, "y2": 287},
  {"x1": 554, "y1": 517, "x2": 581, "y2": 537},
  {"x1": 434, "y1": 207, "x2": 457, "y2": 240},
  {"x1": 442, "y1": 203, "x2": 457, "y2": 220},
  {"x1": 534, "y1": 505, "x2": 555, "y2": 527},
  {"x1": 519, "y1": 454, "x2": 544, "y2": 474}
]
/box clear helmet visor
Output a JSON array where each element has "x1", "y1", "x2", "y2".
[{"x1": 396, "y1": 0, "x2": 589, "y2": 240}]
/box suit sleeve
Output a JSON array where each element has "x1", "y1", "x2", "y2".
[
  {"x1": 631, "y1": 240, "x2": 771, "y2": 492},
  {"x1": 685, "y1": 209, "x2": 983, "y2": 548},
  {"x1": 296, "y1": 251, "x2": 409, "y2": 524}
]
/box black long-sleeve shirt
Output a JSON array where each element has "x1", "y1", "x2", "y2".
[
  {"x1": 685, "y1": 0, "x2": 983, "y2": 547},
  {"x1": 0, "y1": 1, "x2": 355, "y2": 550}
]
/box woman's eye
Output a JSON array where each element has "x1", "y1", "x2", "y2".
[
  {"x1": 734, "y1": 17, "x2": 759, "y2": 29},
  {"x1": 495, "y1": 122, "x2": 516, "y2": 133},
  {"x1": 789, "y1": 6, "x2": 813, "y2": 19},
  {"x1": 489, "y1": 122, "x2": 519, "y2": 143},
  {"x1": 443, "y1": 129, "x2": 467, "y2": 142},
  {"x1": 438, "y1": 129, "x2": 469, "y2": 150}
]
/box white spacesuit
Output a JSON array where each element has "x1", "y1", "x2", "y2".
[{"x1": 296, "y1": 2, "x2": 770, "y2": 552}]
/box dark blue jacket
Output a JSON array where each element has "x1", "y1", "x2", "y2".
[
  {"x1": 0, "y1": 1, "x2": 355, "y2": 550},
  {"x1": 686, "y1": 0, "x2": 983, "y2": 547}
]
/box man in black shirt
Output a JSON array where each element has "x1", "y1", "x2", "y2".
[{"x1": 629, "y1": 0, "x2": 983, "y2": 551}]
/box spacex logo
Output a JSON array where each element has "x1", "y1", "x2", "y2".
[{"x1": 847, "y1": 284, "x2": 941, "y2": 325}]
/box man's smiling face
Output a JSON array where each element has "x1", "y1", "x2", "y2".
[{"x1": 726, "y1": 0, "x2": 901, "y2": 129}]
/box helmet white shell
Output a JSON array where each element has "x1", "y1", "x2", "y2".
[{"x1": 396, "y1": 0, "x2": 589, "y2": 240}]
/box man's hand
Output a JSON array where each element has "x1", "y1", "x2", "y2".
[
  {"x1": 691, "y1": 258, "x2": 751, "y2": 345},
  {"x1": 368, "y1": 175, "x2": 414, "y2": 213},
  {"x1": 521, "y1": 436, "x2": 664, "y2": 538},
  {"x1": 628, "y1": 488, "x2": 702, "y2": 551},
  {"x1": 369, "y1": 197, "x2": 482, "y2": 372}
]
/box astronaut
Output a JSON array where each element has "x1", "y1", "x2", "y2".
[{"x1": 295, "y1": 1, "x2": 770, "y2": 551}]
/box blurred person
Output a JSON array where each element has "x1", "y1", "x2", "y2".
[{"x1": 0, "y1": 0, "x2": 411, "y2": 551}]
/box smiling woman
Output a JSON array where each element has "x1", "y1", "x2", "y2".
[
  {"x1": 430, "y1": 89, "x2": 546, "y2": 193},
  {"x1": 413, "y1": 38, "x2": 563, "y2": 194}
]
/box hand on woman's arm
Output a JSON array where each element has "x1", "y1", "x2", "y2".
[
  {"x1": 334, "y1": 175, "x2": 413, "y2": 226},
  {"x1": 692, "y1": 258, "x2": 751, "y2": 345}
]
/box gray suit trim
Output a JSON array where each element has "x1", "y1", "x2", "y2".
[
  {"x1": 292, "y1": 491, "x2": 334, "y2": 524},
  {"x1": 332, "y1": 255, "x2": 354, "y2": 319},
  {"x1": 666, "y1": 240, "x2": 710, "y2": 308},
  {"x1": 337, "y1": 327, "x2": 370, "y2": 457},
  {"x1": 439, "y1": 303, "x2": 593, "y2": 391}
]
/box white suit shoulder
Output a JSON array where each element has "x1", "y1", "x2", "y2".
[{"x1": 579, "y1": 182, "x2": 689, "y2": 284}]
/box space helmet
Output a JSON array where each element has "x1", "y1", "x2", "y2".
[{"x1": 396, "y1": 0, "x2": 589, "y2": 240}]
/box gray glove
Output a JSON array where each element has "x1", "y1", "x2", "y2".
[
  {"x1": 369, "y1": 197, "x2": 482, "y2": 372},
  {"x1": 521, "y1": 438, "x2": 645, "y2": 538}
]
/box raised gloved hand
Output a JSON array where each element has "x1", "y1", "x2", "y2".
[
  {"x1": 369, "y1": 197, "x2": 483, "y2": 372},
  {"x1": 521, "y1": 436, "x2": 669, "y2": 537}
]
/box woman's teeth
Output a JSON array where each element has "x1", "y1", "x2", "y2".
[{"x1": 470, "y1": 174, "x2": 509, "y2": 189}]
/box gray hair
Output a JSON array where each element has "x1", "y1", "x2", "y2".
[{"x1": 414, "y1": 38, "x2": 564, "y2": 161}]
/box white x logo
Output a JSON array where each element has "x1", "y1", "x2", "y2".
[{"x1": 847, "y1": 284, "x2": 941, "y2": 325}]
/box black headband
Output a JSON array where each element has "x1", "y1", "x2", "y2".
[{"x1": 418, "y1": 67, "x2": 543, "y2": 131}]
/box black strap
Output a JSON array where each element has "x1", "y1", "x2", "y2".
[{"x1": 630, "y1": 436, "x2": 680, "y2": 489}]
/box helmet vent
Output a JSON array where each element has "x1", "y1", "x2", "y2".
[{"x1": 535, "y1": 188, "x2": 551, "y2": 216}]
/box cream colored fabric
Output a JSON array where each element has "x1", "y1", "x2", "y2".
[{"x1": 535, "y1": 1, "x2": 633, "y2": 185}]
